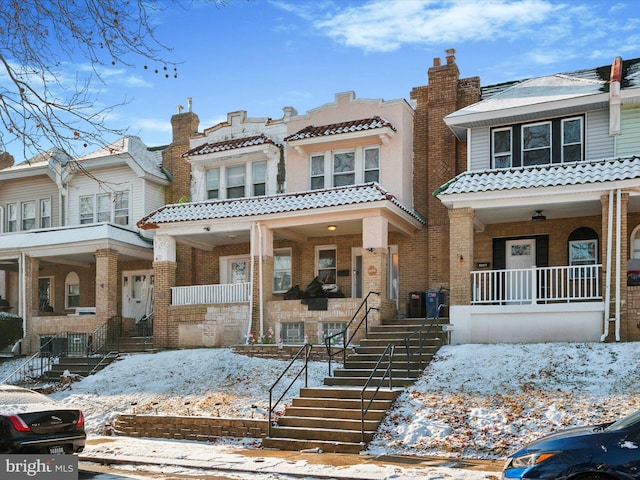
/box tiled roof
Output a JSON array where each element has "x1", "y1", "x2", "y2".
[
  {"x1": 138, "y1": 183, "x2": 424, "y2": 228},
  {"x1": 183, "y1": 134, "x2": 279, "y2": 157},
  {"x1": 284, "y1": 117, "x2": 395, "y2": 142},
  {"x1": 436, "y1": 157, "x2": 640, "y2": 196}
]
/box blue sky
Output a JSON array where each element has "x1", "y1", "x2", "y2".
[{"x1": 10, "y1": 0, "x2": 640, "y2": 156}]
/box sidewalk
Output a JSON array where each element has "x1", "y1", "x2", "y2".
[{"x1": 79, "y1": 436, "x2": 503, "y2": 479}]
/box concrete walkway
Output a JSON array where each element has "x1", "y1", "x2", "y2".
[{"x1": 79, "y1": 437, "x2": 503, "y2": 479}]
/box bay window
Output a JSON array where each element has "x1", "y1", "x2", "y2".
[{"x1": 309, "y1": 146, "x2": 380, "y2": 189}]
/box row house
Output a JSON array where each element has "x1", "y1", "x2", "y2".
[
  {"x1": 0, "y1": 137, "x2": 169, "y2": 354},
  {"x1": 138, "y1": 92, "x2": 421, "y2": 348},
  {"x1": 439, "y1": 56, "x2": 640, "y2": 344}
]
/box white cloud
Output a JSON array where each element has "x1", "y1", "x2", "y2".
[{"x1": 310, "y1": 0, "x2": 557, "y2": 52}]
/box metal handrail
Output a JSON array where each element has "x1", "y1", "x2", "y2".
[
  {"x1": 324, "y1": 291, "x2": 380, "y2": 376},
  {"x1": 360, "y1": 343, "x2": 395, "y2": 444},
  {"x1": 1, "y1": 337, "x2": 57, "y2": 385},
  {"x1": 268, "y1": 343, "x2": 313, "y2": 437},
  {"x1": 403, "y1": 299, "x2": 447, "y2": 377}
]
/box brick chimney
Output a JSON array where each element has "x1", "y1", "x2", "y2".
[{"x1": 0, "y1": 152, "x2": 14, "y2": 170}]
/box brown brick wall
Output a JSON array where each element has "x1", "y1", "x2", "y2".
[{"x1": 113, "y1": 414, "x2": 267, "y2": 441}]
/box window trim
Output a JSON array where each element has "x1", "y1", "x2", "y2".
[
  {"x1": 40, "y1": 198, "x2": 51, "y2": 228},
  {"x1": 315, "y1": 245, "x2": 337, "y2": 286},
  {"x1": 280, "y1": 322, "x2": 305, "y2": 344},
  {"x1": 521, "y1": 121, "x2": 551, "y2": 166},
  {"x1": 21, "y1": 201, "x2": 36, "y2": 231},
  {"x1": 6, "y1": 203, "x2": 17, "y2": 232},
  {"x1": 561, "y1": 116, "x2": 584, "y2": 163},
  {"x1": 491, "y1": 127, "x2": 512, "y2": 169},
  {"x1": 308, "y1": 145, "x2": 381, "y2": 189},
  {"x1": 273, "y1": 248, "x2": 292, "y2": 293},
  {"x1": 206, "y1": 167, "x2": 220, "y2": 200},
  {"x1": 65, "y1": 272, "x2": 80, "y2": 310}
]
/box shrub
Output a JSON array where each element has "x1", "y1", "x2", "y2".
[{"x1": 0, "y1": 312, "x2": 23, "y2": 350}]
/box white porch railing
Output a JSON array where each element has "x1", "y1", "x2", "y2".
[
  {"x1": 171, "y1": 282, "x2": 251, "y2": 305},
  {"x1": 471, "y1": 265, "x2": 602, "y2": 305}
]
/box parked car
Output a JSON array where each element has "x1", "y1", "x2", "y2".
[
  {"x1": 0, "y1": 384, "x2": 85, "y2": 454},
  {"x1": 503, "y1": 409, "x2": 640, "y2": 479}
]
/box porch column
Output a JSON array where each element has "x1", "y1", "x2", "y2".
[
  {"x1": 362, "y1": 216, "x2": 388, "y2": 324},
  {"x1": 95, "y1": 249, "x2": 119, "y2": 321},
  {"x1": 153, "y1": 235, "x2": 177, "y2": 348},
  {"x1": 24, "y1": 256, "x2": 39, "y2": 353},
  {"x1": 448, "y1": 207, "x2": 474, "y2": 306},
  {"x1": 250, "y1": 224, "x2": 274, "y2": 339},
  {"x1": 601, "y1": 192, "x2": 630, "y2": 341}
]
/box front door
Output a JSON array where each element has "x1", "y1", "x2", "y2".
[
  {"x1": 122, "y1": 270, "x2": 153, "y2": 321},
  {"x1": 505, "y1": 239, "x2": 536, "y2": 303}
]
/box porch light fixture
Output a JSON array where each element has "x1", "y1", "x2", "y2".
[
  {"x1": 532, "y1": 210, "x2": 546, "y2": 222},
  {"x1": 327, "y1": 225, "x2": 337, "y2": 231}
]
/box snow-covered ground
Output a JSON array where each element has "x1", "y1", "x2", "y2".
[{"x1": 1, "y1": 342, "x2": 639, "y2": 478}]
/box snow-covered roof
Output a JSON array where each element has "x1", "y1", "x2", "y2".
[
  {"x1": 284, "y1": 117, "x2": 395, "y2": 142},
  {"x1": 138, "y1": 183, "x2": 424, "y2": 228},
  {"x1": 436, "y1": 156, "x2": 640, "y2": 196}
]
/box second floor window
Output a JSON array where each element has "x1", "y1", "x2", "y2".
[
  {"x1": 80, "y1": 191, "x2": 129, "y2": 225},
  {"x1": 310, "y1": 146, "x2": 380, "y2": 190},
  {"x1": 226, "y1": 165, "x2": 246, "y2": 199},
  {"x1": 491, "y1": 116, "x2": 583, "y2": 168},
  {"x1": 40, "y1": 199, "x2": 51, "y2": 228},
  {"x1": 206, "y1": 168, "x2": 220, "y2": 199},
  {"x1": 6, "y1": 203, "x2": 16, "y2": 232},
  {"x1": 21, "y1": 201, "x2": 36, "y2": 231},
  {"x1": 252, "y1": 162, "x2": 266, "y2": 196}
]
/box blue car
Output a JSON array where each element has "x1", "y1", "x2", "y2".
[{"x1": 503, "y1": 410, "x2": 640, "y2": 479}]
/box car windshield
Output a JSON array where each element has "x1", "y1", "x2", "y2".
[{"x1": 605, "y1": 410, "x2": 640, "y2": 432}]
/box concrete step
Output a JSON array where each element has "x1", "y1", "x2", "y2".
[
  {"x1": 331, "y1": 368, "x2": 423, "y2": 378},
  {"x1": 261, "y1": 437, "x2": 363, "y2": 454},
  {"x1": 291, "y1": 397, "x2": 393, "y2": 410},
  {"x1": 299, "y1": 387, "x2": 399, "y2": 401},
  {"x1": 277, "y1": 416, "x2": 381, "y2": 431},
  {"x1": 323, "y1": 376, "x2": 416, "y2": 388},
  {"x1": 283, "y1": 406, "x2": 387, "y2": 421},
  {"x1": 267, "y1": 425, "x2": 374, "y2": 444}
]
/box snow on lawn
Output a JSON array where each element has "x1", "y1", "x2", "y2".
[{"x1": 10, "y1": 341, "x2": 640, "y2": 461}]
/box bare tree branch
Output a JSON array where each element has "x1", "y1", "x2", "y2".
[{"x1": 0, "y1": 0, "x2": 225, "y2": 163}]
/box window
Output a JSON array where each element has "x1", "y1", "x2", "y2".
[
  {"x1": 206, "y1": 168, "x2": 220, "y2": 199},
  {"x1": 281, "y1": 322, "x2": 304, "y2": 344},
  {"x1": 21, "y1": 201, "x2": 36, "y2": 231},
  {"x1": 40, "y1": 199, "x2": 51, "y2": 228},
  {"x1": 80, "y1": 196, "x2": 94, "y2": 224},
  {"x1": 97, "y1": 194, "x2": 111, "y2": 222},
  {"x1": 562, "y1": 117, "x2": 583, "y2": 163},
  {"x1": 310, "y1": 155, "x2": 325, "y2": 189},
  {"x1": 316, "y1": 246, "x2": 337, "y2": 285},
  {"x1": 333, "y1": 151, "x2": 355, "y2": 187},
  {"x1": 226, "y1": 165, "x2": 245, "y2": 198},
  {"x1": 491, "y1": 117, "x2": 585, "y2": 168},
  {"x1": 492, "y1": 128, "x2": 512, "y2": 168},
  {"x1": 252, "y1": 161, "x2": 266, "y2": 196},
  {"x1": 38, "y1": 277, "x2": 53, "y2": 312},
  {"x1": 65, "y1": 272, "x2": 80, "y2": 309},
  {"x1": 273, "y1": 249, "x2": 292, "y2": 293},
  {"x1": 113, "y1": 192, "x2": 129, "y2": 225},
  {"x1": 321, "y1": 322, "x2": 346, "y2": 344},
  {"x1": 522, "y1": 122, "x2": 551, "y2": 166},
  {"x1": 569, "y1": 240, "x2": 597, "y2": 278},
  {"x1": 364, "y1": 148, "x2": 380, "y2": 182},
  {"x1": 6, "y1": 203, "x2": 16, "y2": 232}
]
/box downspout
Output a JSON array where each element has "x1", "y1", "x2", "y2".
[
  {"x1": 615, "y1": 188, "x2": 621, "y2": 341},
  {"x1": 19, "y1": 253, "x2": 26, "y2": 342},
  {"x1": 257, "y1": 222, "x2": 264, "y2": 339},
  {"x1": 601, "y1": 190, "x2": 614, "y2": 341},
  {"x1": 246, "y1": 222, "x2": 255, "y2": 344}
]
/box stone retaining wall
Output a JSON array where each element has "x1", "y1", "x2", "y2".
[{"x1": 112, "y1": 414, "x2": 267, "y2": 442}]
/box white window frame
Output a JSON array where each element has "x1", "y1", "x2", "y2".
[
  {"x1": 273, "y1": 248, "x2": 292, "y2": 293},
  {"x1": 561, "y1": 117, "x2": 583, "y2": 163},
  {"x1": 206, "y1": 167, "x2": 220, "y2": 199},
  {"x1": 6, "y1": 203, "x2": 16, "y2": 232},
  {"x1": 65, "y1": 272, "x2": 80, "y2": 309},
  {"x1": 332, "y1": 150, "x2": 356, "y2": 187},
  {"x1": 492, "y1": 127, "x2": 512, "y2": 168},
  {"x1": 363, "y1": 147, "x2": 380, "y2": 183},
  {"x1": 315, "y1": 245, "x2": 337, "y2": 286},
  {"x1": 308, "y1": 145, "x2": 381, "y2": 189},
  {"x1": 252, "y1": 161, "x2": 267, "y2": 196},
  {"x1": 569, "y1": 239, "x2": 597, "y2": 279},
  {"x1": 40, "y1": 198, "x2": 51, "y2": 228},
  {"x1": 21, "y1": 201, "x2": 36, "y2": 231},
  {"x1": 521, "y1": 121, "x2": 552, "y2": 166},
  {"x1": 96, "y1": 194, "x2": 111, "y2": 222},
  {"x1": 226, "y1": 165, "x2": 246, "y2": 199},
  {"x1": 280, "y1": 322, "x2": 304, "y2": 344},
  {"x1": 320, "y1": 322, "x2": 346, "y2": 344},
  {"x1": 80, "y1": 195, "x2": 94, "y2": 224},
  {"x1": 113, "y1": 191, "x2": 129, "y2": 225}
]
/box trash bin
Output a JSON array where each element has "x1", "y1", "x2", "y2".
[
  {"x1": 426, "y1": 290, "x2": 444, "y2": 319},
  {"x1": 408, "y1": 291, "x2": 426, "y2": 318}
]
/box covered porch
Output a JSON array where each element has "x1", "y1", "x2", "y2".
[
  {"x1": 438, "y1": 160, "x2": 640, "y2": 344},
  {"x1": 138, "y1": 184, "x2": 424, "y2": 349}
]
